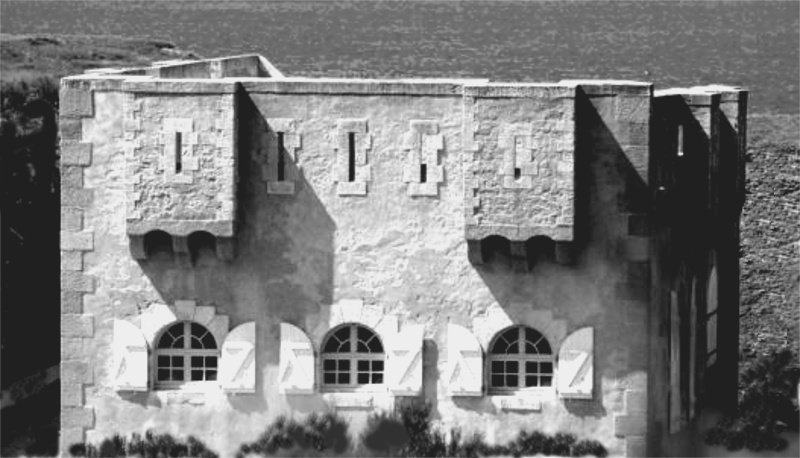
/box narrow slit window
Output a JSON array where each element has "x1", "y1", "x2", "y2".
[
  {"x1": 348, "y1": 132, "x2": 356, "y2": 182},
  {"x1": 420, "y1": 163, "x2": 427, "y2": 183},
  {"x1": 514, "y1": 167, "x2": 521, "y2": 179},
  {"x1": 277, "y1": 132, "x2": 286, "y2": 181},
  {"x1": 677, "y1": 124, "x2": 684, "y2": 157},
  {"x1": 174, "y1": 132, "x2": 183, "y2": 173}
]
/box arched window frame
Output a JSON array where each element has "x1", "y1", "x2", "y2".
[
  {"x1": 153, "y1": 321, "x2": 220, "y2": 390},
  {"x1": 487, "y1": 325, "x2": 555, "y2": 394},
  {"x1": 320, "y1": 323, "x2": 385, "y2": 392}
]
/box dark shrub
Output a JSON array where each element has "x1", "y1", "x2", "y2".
[{"x1": 571, "y1": 439, "x2": 608, "y2": 457}]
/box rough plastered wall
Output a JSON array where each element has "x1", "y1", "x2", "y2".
[{"x1": 62, "y1": 76, "x2": 657, "y2": 457}]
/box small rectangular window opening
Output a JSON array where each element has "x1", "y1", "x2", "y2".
[
  {"x1": 277, "y1": 132, "x2": 286, "y2": 181},
  {"x1": 677, "y1": 124, "x2": 684, "y2": 157},
  {"x1": 174, "y1": 132, "x2": 183, "y2": 174},
  {"x1": 348, "y1": 133, "x2": 356, "y2": 182},
  {"x1": 514, "y1": 167, "x2": 521, "y2": 179},
  {"x1": 420, "y1": 163, "x2": 427, "y2": 183}
]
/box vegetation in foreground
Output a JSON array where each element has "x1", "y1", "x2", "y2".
[{"x1": 69, "y1": 403, "x2": 608, "y2": 458}]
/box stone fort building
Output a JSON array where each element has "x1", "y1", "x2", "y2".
[{"x1": 59, "y1": 54, "x2": 747, "y2": 457}]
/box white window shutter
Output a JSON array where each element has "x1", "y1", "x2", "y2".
[
  {"x1": 444, "y1": 324, "x2": 483, "y2": 397},
  {"x1": 279, "y1": 323, "x2": 315, "y2": 394},
  {"x1": 113, "y1": 319, "x2": 149, "y2": 391},
  {"x1": 387, "y1": 325, "x2": 424, "y2": 396},
  {"x1": 220, "y1": 322, "x2": 256, "y2": 394},
  {"x1": 557, "y1": 327, "x2": 593, "y2": 399}
]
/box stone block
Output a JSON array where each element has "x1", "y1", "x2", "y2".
[
  {"x1": 624, "y1": 389, "x2": 647, "y2": 414},
  {"x1": 61, "y1": 188, "x2": 94, "y2": 207},
  {"x1": 337, "y1": 181, "x2": 367, "y2": 196},
  {"x1": 60, "y1": 80, "x2": 94, "y2": 118},
  {"x1": 62, "y1": 360, "x2": 93, "y2": 384},
  {"x1": 267, "y1": 181, "x2": 296, "y2": 195},
  {"x1": 61, "y1": 337, "x2": 84, "y2": 360},
  {"x1": 614, "y1": 413, "x2": 646, "y2": 437},
  {"x1": 626, "y1": 213, "x2": 648, "y2": 236},
  {"x1": 62, "y1": 314, "x2": 94, "y2": 338},
  {"x1": 625, "y1": 435, "x2": 647, "y2": 457},
  {"x1": 60, "y1": 118, "x2": 84, "y2": 141},
  {"x1": 61, "y1": 407, "x2": 94, "y2": 428},
  {"x1": 61, "y1": 166, "x2": 84, "y2": 189},
  {"x1": 61, "y1": 271, "x2": 95, "y2": 293},
  {"x1": 61, "y1": 251, "x2": 84, "y2": 271},
  {"x1": 61, "y1": 207, "x2": 84, "y2": 232},
  {"x1": 61, "y1": 291, "x2": 84, "y2": 314},
  {"x1": 174, "y1": 300, "x2": 196, "y2": 320},
  {"x1": 61, "y1": 231, "x2": 94, "y2": 251},
  {"x1": 60, "y1": 427, "x2": 86, "y2": 453},
  {"x1": 619, "y1": 236, "x2": 650, "y2": 261},
  {"x1": 61, "y1": 142, "x2": 93, "y2": 166},
  {"x1": 62, "y1": 383, "x2": 84, "y2": 407}
]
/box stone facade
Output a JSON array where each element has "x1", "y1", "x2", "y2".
[{"x1": 59, "y1": 55, "x2": 747, "y2": 457}]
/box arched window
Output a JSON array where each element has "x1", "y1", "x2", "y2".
[
  {"x1": 488, "y1": 326, "x2": 554, "y2": 391},
  {"x1": 321, "y1": 324, "x2": 384, "y2": 388},
  {"x1": 155, "y1": 321, "x2": 218, "y2": 388}
]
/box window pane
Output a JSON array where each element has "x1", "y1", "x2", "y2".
[
  {"x1": 541, "y1": 362, "x2": 553, "y2": 374},
  {"x1": 172, "y1": 356, "x2": 184, "y2": 367},
  {"x1": 157, "y1": 356, "x2": 169, "y2": 366},
  {"x1": 323, "y1": 373, "x2": 336, "y2": 384},
  {"x1": 372, "y1": 360, "x2": 383, "y2": 371},
  {"x1": 173, "y1": 336, "x2": 185, "y2": 349},
  {"x1": 491, "y1": 361, "x2": 503, "y2": 372},
  {"x1": 322, "y1": 338, "x2": 340, "y2": 353},
  {"x1": 338, "y1": 373, "x2": 350, "y2": 384},
  {"x1": 190, "y1": 336, "x2": 203, "y2": 349},
  {"x1": 372, "y1": 373, "x2": 383, "y2": 384},
  {"x1": 323, "y1": 359, "x2": 336, "y2": 371},
  {"x1": 191, "y1": 356, "x2": 203, "y2": 367},
  {"x1": 357, "y1": 360, "x2": 369, "y2": 371},
  {"x1": 525, "y1": 342, "x2": 539, "y2": 354},
  {"x1": 172, "y1": 370, "x2": 184, "y2": 381},
  {"x1": 506, "y1": 361, "x2": 518, "y2": 372},
  {"x1": 356, "y1": 342, "x2": 370, "y2": 353},
  {"x1": 201, "y1": 333, "x2": 216, "y2": 349},
  {"x1": 525, "y1": 376, "x2": 538, "y2": 387},
  {"x1": 157, "y1": 369, "x2": 170, "y2": 381},
  {"x1": 206, "y1": 356, "x2": 217, "y2": 368},
  {"x1": 207, "y1": 370, "x2": 217, "y2": 381},
  {"x1": 491, "y1": 375, "x2": 504, "y2": 387},
  {"x1": 525, "y1": 362, "x2": 538, "y2": 373},
  {"x1": 338, "y1": 360, "x2": 350, "y2": 371},
  {"x1": 541, "y1": 376, "x2": 552, "y2": 387},
  {"x1": 192, "y1": 370, "x2": 203, "y2": 381},
  {"x1": 367, "y1": 338, "x2": 383, "y2": 353},
  {"x1": 357, "y1": 373, "x2": 370, "y2": 384},
  {"x1": 506, "y1": 375, "x2": 518, "y2": 387},
  {"x1": 357, "y1": 326, "x2": 372, "y2": 342}
]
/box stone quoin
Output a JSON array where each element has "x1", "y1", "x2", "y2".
[{"x1": 59, "y1": 54, "x2": 747, "y2": 457}]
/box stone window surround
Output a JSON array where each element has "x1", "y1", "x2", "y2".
[
  {"x1": 470, "y1": 306, "x2": 568, "y2": 404},
  {"x1": 136, "y1": 301, "x2": 230, "y2": 395},
  {"x1": 153, "y1": 321, "x2": 220, "y2": 390},
  {"x1": 486, "y1": 325, "x2": 556, "y2": 394}
]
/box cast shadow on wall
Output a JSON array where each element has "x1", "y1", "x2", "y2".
[
  {"x1": 462, "y1": 88, "x2": 654, "y2": 419},
  {"x1": 132, "y1": 89, "x2": 336, "y2": 413}
]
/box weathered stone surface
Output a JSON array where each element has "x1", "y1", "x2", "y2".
[
  {"x1": 62, "y1": 360, "x2": 93, "y2": 384},
  {"x1": 62, "y1": 314, "x2": 94, "y2": 338},
  {"x1": 61, "y1": 231, "x2": 94, "y2": 251},
  {"x1": 61, "y1": 142, "x2": 93, "y2": 166},
  {"x1": 464, "y1": 84, "x2": 576, "y2": 242},
  {"x1": 125, "y1": 92, "x2": 237, "y2": 239},
  {"x1": 61, "y1": 271, "x2": 95, "y2": 293}
]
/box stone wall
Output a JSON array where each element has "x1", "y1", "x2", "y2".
[{"x1": 59, "y1": 61, "x2": 746, "y2": 457}]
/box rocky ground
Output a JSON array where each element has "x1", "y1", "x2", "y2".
[{"x1": 738, "y1": 113, "x2": 799, "y2": 376}]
